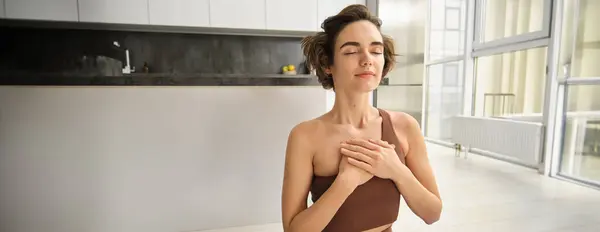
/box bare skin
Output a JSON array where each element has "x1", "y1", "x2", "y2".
[
  {"x1": 282, "y1": 111, "x2": 393, "y2": 232},
  {"x1": 281, "y1": 20, "x2": 442, "y2": 232}
]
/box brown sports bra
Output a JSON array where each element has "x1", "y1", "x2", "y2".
[{"x1": 310, "y1": 108, "x2": 406, "y2": 232}]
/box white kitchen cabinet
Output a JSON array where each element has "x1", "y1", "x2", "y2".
[
  {"x1": 149, "y1": 0, "x2": 209, "y2": 27},
  {"x1": 79, "y1": 0, "x2": 148, "y2": 25},
  {"x1": 209, "y1": 0, "x2": 265, "y2": 30},
  {"x1": 5, "y1": 0, "x2": 78, "y2": 21},
  {"x1": 317, "y1": 0, "x2": 366, "y2": 30},
  {"x1": 266, "y1": 0, "x2": 317, "y2": 31}
]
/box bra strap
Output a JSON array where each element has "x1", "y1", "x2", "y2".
[{"x1": 378, "y1": 108, "x2": 405, "y2": 164}]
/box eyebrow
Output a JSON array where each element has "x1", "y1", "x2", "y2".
[{"x1": 339, "y1": 41, "x2": 384, "y2": 49}]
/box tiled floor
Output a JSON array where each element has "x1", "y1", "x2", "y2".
[{"x1": 200, "y1": 143, "x2": 600, "y2": 232}]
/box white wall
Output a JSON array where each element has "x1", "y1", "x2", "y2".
[
  {"x1": 0, "y1": 86, "x2": 327, "y2": 232},
  {"x1": 326, "y1": 89, "x2": 335, "y2": 111}
]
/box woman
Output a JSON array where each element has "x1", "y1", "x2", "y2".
[{"x1": 280, "y1": 4, "x2": 442, "y2": 232}]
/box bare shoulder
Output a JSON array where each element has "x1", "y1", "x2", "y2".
[
  {"x1": 381, "y1": 110, "x2": 423, "y2": 156},
  {"x1": 288, "y1": 118, "x2": 323, "y2": 140},
  {"x1": 384, "y1": 110, "x2": 421, "y2": 133},
  {"x1": 286, "y1": 118, "x2": 325, "y2": 154}
]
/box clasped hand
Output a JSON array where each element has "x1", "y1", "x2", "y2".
[{"x1": 340, "y1": 138, "x2": 402, "y2": 180}]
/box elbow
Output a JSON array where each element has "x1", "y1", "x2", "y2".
[
  {"x1": 423, "y1": 200, "x2": 442, "y2": 225},
  {"x1": 285, "y1": 221, "x2": 319, "y2": 232},
  {"x1": 284, "y1": 225, "x2": 307, "y2": 232},
  {"x1": 283, "y1": 221, "x2": 302, "y2": 232},
  {"x1": 423, "y1": 214, "x2": 440, "y2": 225},
  {"x1": 283, "y1": 224, "x2": 296, "y2": 232},
  {"x1": 283, "y1": 222, "x2": 298, "y2": 232},
  {"x1": 282, "y1": 219, "x2": 293, "y2": 232},
  {"x1": 422, "y1": 211, "x2": 441, "y2": 225}
]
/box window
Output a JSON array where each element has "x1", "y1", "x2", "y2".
[
  {"x1": 424, "y1": 0, "x2": 467, "y2": 141},
  {"x1": 428, "y1": 0, "x2": 467, "y2": 60},
  {"x1": 474, "y1": 47, "x2": 547, "y2": 117},
  {"x1": 443, "y1": 63, "x2": 460, "y2": 86},
  {"x1": 425, "y1": 61, "x2": 464, "y2": 141},
  {"x1": 474, "y1": 0, "x2": 552, "y2": 50},
  {"x1": 563, "y1": 0, "x2": 600, "y2": 78},
  {"x1": 554, "y1": 0, "x2": 600, "y2": 186},
  {"x1": 377, "y1": 85, "x2": 423, "y2": 126},
  {"x1": 559, "y1": 85, "x2": 600, "y2": 184},
  {"x1": 445, "y1": 8, "x2": 461, "y2": 29}
]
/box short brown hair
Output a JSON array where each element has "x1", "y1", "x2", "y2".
[{"x1": 301, "y1": 4, "x2": 396, "y2": 90}]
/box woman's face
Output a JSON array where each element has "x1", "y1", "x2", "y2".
[{"x1": 327, "y1": 20, "x2": 385, "y2": 93}]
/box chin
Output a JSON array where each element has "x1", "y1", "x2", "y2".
[{"x1": 355, "y1": 82, "x2": 379, "y2": 93}]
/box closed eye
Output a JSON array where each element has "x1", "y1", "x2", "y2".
[{"x1": 343, "y1": 51, "x2": 382, "y2": 55}]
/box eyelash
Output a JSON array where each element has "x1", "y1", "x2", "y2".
[{"x1": 344, "y1": 52, "x2": 383, "y2": 55}]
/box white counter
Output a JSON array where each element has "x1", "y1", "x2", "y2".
[{"x1": 0, "y1": 86, "x2": 328, "y2": 232}]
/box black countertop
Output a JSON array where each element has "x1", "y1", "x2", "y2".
[
  {"x1": 0, "y1": 73, "x2": 391, "y2": 86},
  {"x1": 0, "y1": 73, "x2": 321, "y2": 86}
]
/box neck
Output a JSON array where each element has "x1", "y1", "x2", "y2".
[{"x1": 329, "y1": 90, "x2": 377, "y2": 127}]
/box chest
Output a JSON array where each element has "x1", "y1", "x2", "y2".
[{"x1": 312, "y1": 123, "x2": 383, "y2": 177}]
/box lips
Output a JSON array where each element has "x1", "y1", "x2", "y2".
[{"x1": 355, "y1": 71, "x2": 375, "y2": 78}]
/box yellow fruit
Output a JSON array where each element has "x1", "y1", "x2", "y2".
[
  {"x1": 288, "y1": 65, "x2": 295, "y2": 71},
  {"x1": 283, "y1": 66, "x2": 289, "y2": 72}
]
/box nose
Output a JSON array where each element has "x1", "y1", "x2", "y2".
[{"x1": 359, "y1": 51, "x2": 373, "y2": 67}]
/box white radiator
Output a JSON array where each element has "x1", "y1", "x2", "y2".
[{"x1": 450, "y1": 116, "x2": 545, "y2": 168}]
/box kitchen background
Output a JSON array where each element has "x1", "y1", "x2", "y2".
[{"x1": 0, "y1": 26, "x2": 308, "y2": 76}]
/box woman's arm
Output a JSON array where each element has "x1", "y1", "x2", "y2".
[
  {"x1": 281, "y1": 123, "x2": 356, "y2": 232},
  {"x1": 390, "y1": 112, "x2": 442, "y2": 224}
]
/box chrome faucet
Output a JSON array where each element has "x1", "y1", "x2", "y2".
[{"x1": 112, "y1": 41, "x2": 134, "y2": 74}]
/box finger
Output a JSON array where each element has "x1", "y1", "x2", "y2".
[
  {"x1": 368, "y1": 139, "x2": 387, "y2": 147},
  {"x1": 341, "y1": 143, "x2": 380, "y2": 159},
  {"x1": 340, "y1": 147, "x2": 374, "y2": 164},
  {"x1": 383, "y1": 141, "x2": 395, "y2": 148},
  {"x1": 347, "y1": 157, "x2": 373, "y2": 173},
  {"x1": 369, "y1": 139, "x2": 394, "y2": 149},
  {"x1": 346, "y1": 138, "x2": 379, "y2": 150}
]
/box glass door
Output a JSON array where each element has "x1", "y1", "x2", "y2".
[
  {"x1": 422, "y1": 0, "x2": 468, "y2": 142},
  {"x1": 553, "y1": 0, "x2": 600, "y2": 187}
]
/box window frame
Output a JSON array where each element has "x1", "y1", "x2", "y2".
[
  {"x1": 423, "y1": 0, "x2": 472, "y2": 136},
  {"x1": 473, "y1": 0, "x2": 553, "y2": 53}
]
